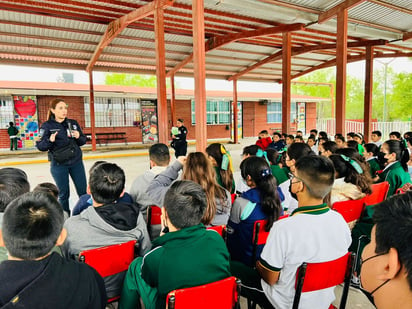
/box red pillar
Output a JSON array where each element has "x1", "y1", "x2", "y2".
[
  {"x1": 192, "y1": 0, "x2": 207, "y2": 152},
  {"x1": 154, "y1": 4, "x2": 168, "y2": 144},
  {"x1": 363, "y1": 46, "x2": 374, "y2": 143},
  {"x1": 335, "y1": 10, "x2": 348, "y2": 135},
  {"x1": 232, "y1": 79, "x2": 238, "y2": 144},
  {"x1": 282, "y1": 32, "x2": 292, "y2": 134},
  {"x1": 170, "y1": 74, "x2": 176, "y2": 125},
  {"x1": 88, "y1": 71, "x2": 96, "y2": 151}
]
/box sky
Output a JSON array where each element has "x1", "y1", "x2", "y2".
[{"x1": 0, "y1": 57, "x2": 411, "y2": 93}]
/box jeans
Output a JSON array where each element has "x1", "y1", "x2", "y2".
[
  {"x1": 10, "y1": 137, "x2": 18, "y2": 150},
  {"x1": 50, "y1": 159, "x2": 87, "y2": 214}
]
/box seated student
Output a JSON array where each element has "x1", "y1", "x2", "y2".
[
  {"x1": 353, "y1": 132, "x2": 366, "y2": 156},
  {"x1": 389, "y1": 131, "x2": 401, "y2": 140},
  {"x1": 72, "y1": 161, "x2": 134, "y2": 216},
  {"x1": 271, "y1": 132, "x2": 286, "y2": 151},
  {"x1": 0, "y1": 167, "x2": 30, "y2": 262},
  {"x1": 0, "y1": 192, "x2": 106, "y2": 308},
  {"x1": 235, "y1": 145, "x2": 261, "y2": 194},
  {"x1": 329, "y1": 154, "x2": 372, "y2": 205},
  {"x1": 376, "y1": 140, "x2": 411, "y2": 197},
  {"x1": 307, "y1": 134, "x2": 318, "y2": 153},
  {"x1": 335, "y1": 134, "x2": 346, "y2": 148},
  {"x1": 148, "y1": 152, "x2": 232, "y2": 226},
  {"x1": 285, "y1": 134, "x2": 294, "y2": 148},
  {"x1": 62, "y1": 162, "x2": 151, "y2": 298},
  {"x1": 256, "y1": 130, "x2": 275, "y2": 151},
  {"x1": 266, "y1": 148, "x2": 289, "y2": 185},
  {"x1": 294, "y1": 135, "x2": 304, "y2": 143},
  {"x1": 371, "y1": 130, "x2": 383, "y2": 147},
  {"x1": 119, "y1": 180, "x2": 231, "y2": 309},
  {"x1": 318, "y1": 140, "x2": 338, "y2": 157},
  {"x1": 257, "y1": 156, "x2": 351, "y2": 309},
  {"x1": 129, "y1": 143, "x2": 170, "y2": 219},
  {"x1": 33, "y1": 182, "x2": 59, "y2": 200},
  {"x1": 360, "y1": 192, "x2": 412, "y2": 309},
  {"x1": 364, "y1": 143, "x2": 381, "y2": 178},
  {"x1": 227, "y1": 156, "x2": 282, "y2": 267},
  {"x1": 205, "y1": 143, "x2": 236, "y2": 194}
]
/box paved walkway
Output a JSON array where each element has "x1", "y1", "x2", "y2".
[{"x1": 0, "y1": 139, "x2": 374, "y2": 308}]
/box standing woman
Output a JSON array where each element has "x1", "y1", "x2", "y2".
[
  {"x1": 171, "y1": 118, "x2": 187, "y2": 158},
  {"x1": 36, "y1": 99, "x2": 87, "y2": 215}
]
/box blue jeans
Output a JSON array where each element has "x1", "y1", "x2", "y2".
[{"x1": 50, "y1": 159, "x2": 87, "y2": 214}]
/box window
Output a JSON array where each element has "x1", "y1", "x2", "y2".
[
  {"x1": 0, "y1": 96, "x2": 14, "y2": 128},
  {"x1": 84, "y1": 97, "x2": 141, "y2": 127},
  {"x1": 191, "y1": 99, "x2": 230, "y2": 124},
  {"x1": 267, "y1": 102, "x2": 297, "y2": 123}
]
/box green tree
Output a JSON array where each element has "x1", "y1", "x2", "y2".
[
  {"x1": 105, "y1": 73, "x2": 157, "y2": 87},
  {"x1": 388, "y1": 72, "x2": 412, "y2": 121}
]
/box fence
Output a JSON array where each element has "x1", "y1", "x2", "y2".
[{"x1": 317, "y1": 119, "x2": 412, "y2": 138}]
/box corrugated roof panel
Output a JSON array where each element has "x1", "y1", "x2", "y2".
[
  {"x1": 288, "y1": 0, "x2": 341, "y2": 11},
  {"x1": 350, "y1": 2, "x2": 412, "y2": 32}
]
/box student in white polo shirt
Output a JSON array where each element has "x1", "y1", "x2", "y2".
[{"x1": 257, "y1": 156, "x2": 351, "y2": 309}]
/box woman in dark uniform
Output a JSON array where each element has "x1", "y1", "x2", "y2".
[{"x1": 171, "y1": 118, "x2": 188, "y2": 158}]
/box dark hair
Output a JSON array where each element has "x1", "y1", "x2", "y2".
[
  {"x1": 406, "y1": 137, "x2": 412, "y2": 147},
  {"x1": 319, "y1": 131, "x2": 328, "y2": 139},
  {"x1": 259, "y1": 130, "x2": 269, "y2": 135},
  {"x1": 287, "y1": 142, "x2": 314, "y2": 161},
  {"x1": 281, "y1": 133, "x2": 287, "y2": 139},
  {"x1": 89, "y1": 162, "x2": 125, "y2": 204},
  {"x1": 372, "y1": 130, "x2": 382, "y2": 137},
  {"x1": 329, "y1": 154, "x2": 372, "y2": 195},
  {"x1": 89, "y1": 160, "x2": 108, "y2": 173},
  {"x1": 295, "y1": 136, "x2": 304, "y2": 143},
  {"x1": 265, "y1": 148, "x2": 280, "y2": 165},
  {"x1": 383, "y1": 140, "x2": 410, "y2": 171},
  {"x1": 272, "y1": 132, "x2": 281, "y2": 138},
  {"x1": 364, "y1": 143, "x2": 379, "y2": 156},
  {"x1": 373, "y1": 192, "x2": 412, "y2": 289},
  {"x1": 347, "y1": 132, "x2": 356, "y2": 138},
  {"x1": 149, "y1": 143, "x2": 170, "y2": 166},
  {"x1": 164, "y1": 180, "x2": 207, "y2": 229},
  {"x1": 240, "y1": 156, "x2": 281, "y2": 231},
  {"x1": 347, "y1": 140, "x2": 360, "y2": 150},
  {"x1": 335, "y1": 134, "x2": 345, "y2": 143},
  {"x1": 295, "y1": 156, "x2": 335, "y2": 199},
  {"x1": 307, "y1": 135, "x2": 316, "y2": 142},
  {"x1": 8, "y1": 122, "x2": 14, "y2": 127},
  {"x1": 322, "y1": 141, "x2": 338, "y2": 154},
  {"x1": 242, "y1": 144, "x2": 260, "y2": 156},
  {"x1": 2, "y1": 191, "x2": 64, "y2": 259},
  {"x1": 33, "y1": 182, "x2": 59, "y2": 199},
  {"x1": 47, "y1": 98, "x2": 66, "y2": 120},
  {"x1": 205, "y1": 143, "x2": 234, "y2": 193},
  {"x1": 310, "y1": 129, "x2": 318, "y2": 135},
  {"x1": 0, "y1": 168, "x2": 30, "y2": 212},
  {"x1": 177, "y1": 118, "x2": 184, "y2": 123},
  {"x1": 286, "y1": 134, "x2": 295, "y2": 140},
  {"x1": 403, "y1": 131, "x2": 412, "y2": 139},
  {"x1": 389, "y1": 131, "x2": 401, "y2": 139},
  {"x1": 319, "y1": 136, "x2": 329, "y2": 144}
]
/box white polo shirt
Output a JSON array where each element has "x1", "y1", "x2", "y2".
[{"x1": 260, "y1": 204, "x2": 351, "y2": 309}]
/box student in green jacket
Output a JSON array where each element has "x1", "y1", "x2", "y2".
[
  {"x1": 364, "y1": 143, "x2": 381, "y2": 178},
  {"x1": 377, "y1": 140, "x2": 411, "y2": 197},
  {"x1": 119, "y1": 180, "x2": 231, "y2": 309}
]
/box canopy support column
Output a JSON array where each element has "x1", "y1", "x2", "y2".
[
  {"x1": 88, "y1": 71, "x2": 96, "y2": 151},
  {"x1": 154, "y1": 4, "x2": 168, "y2": 144},
  {"x1": 282, "y1": 32, "x2": 292, "y2": 134},
  {"x1": 192, "y1": 0, "x2": 207, "y2": 151},
  {"x1": 364, "y1": 46, "x2": 374, "y2": 143},
  {"x1": 232, "y1": 79, "x2": 238, "y2": 144},
  {"x1": 170, "y1": 74, "x2": 176, "y2": 125}
]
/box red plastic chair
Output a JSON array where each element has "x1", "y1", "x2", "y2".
[
  {"x1": 332, "y1": 198, "x2": 365, "y2": 223},
  {"x1": 364, "y1": 181, "x2": 389, "y2": 206},
  {"x1": 166, "y1": 276, "x2": 241, "y2": 309},
  {"x1": 293, "y1": 252, "x2": 355, "y2": 309},
  {"x1": 207, "y1": 225, "x2": 227, "y2": 241},
  {"x1": 147, "y1": 205, "x2": 162, "y2": 239},
  {"x1": 78, "y1": 240, "x2": 137, "y2": 303}
]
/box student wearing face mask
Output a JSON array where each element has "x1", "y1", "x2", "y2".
[{"x1": 376, "y1": 140, "x2": 411, "y2": 197}]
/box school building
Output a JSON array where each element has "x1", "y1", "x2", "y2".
[{"x1": 0, "y1": 81, "x2": 325, "y2": 149}]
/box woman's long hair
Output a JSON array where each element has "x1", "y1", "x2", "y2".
[
  {"x1": 384, "y1": 140, "x2": 410, "y2": 171},
  {"x1": 240, "y1": 156, "x2": 281, "y2": 231},
  {"x1": 205, "y1": 143, "x2": 234, "y2": 193},
  {"x1": 182, "y1": 152, "x2": 229, "y2": 225}
]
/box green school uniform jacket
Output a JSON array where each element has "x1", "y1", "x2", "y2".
[
  {"x1": 270, "y1": 164, "x2": 289, "y2": 185},
  {"x1": 378, "y1": 161, "x2": 411, "y2": 197},
  {"x1": 123, "y1": 224, "x2": 231, "y2": 309},
  {"x1": 367, "y1": 158, "x2": 381, "y2": 178}
]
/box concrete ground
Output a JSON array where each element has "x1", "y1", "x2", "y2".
[{"x1": 0, "y1": 139, "x2": 375, "y2": 308}]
